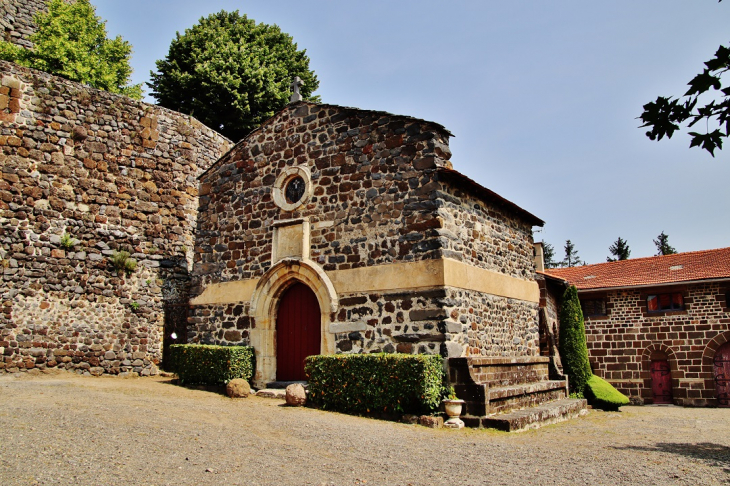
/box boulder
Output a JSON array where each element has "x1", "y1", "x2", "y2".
[
  {"x1": 285, "y1": 383, "x2": 307, "y2": 406},
  {"x1": 226, "y1": 378, "x2": 250, "y2": 398}
]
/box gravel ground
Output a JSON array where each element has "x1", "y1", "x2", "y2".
[{"x1": 0, "y1": 372, "x2": 728, "y2": 486}]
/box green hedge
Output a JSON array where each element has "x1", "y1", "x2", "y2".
[
  {"x1": 169, "y1": 344, "x2": 255, "y2": 385},
  {"x1": 305, "y1": 353, "x2": 445, "y2": 415},
  {"x1": 585, "y1": 375, "x2": 630, "y2": 411}
]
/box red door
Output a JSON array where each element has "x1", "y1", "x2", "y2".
[
  {"x1": 650, "y1": 359, "x2": 673, "y2": 404},
  {"x1": 276, "y1": 283, "x2": 321, "y2": 381},
  {"x1": 714, "y1": 342, "x2": 730, "y2": 408}
]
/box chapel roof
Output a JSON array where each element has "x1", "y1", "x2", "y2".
[{"x1": 544, "y1": 247, "x2": 730, "y2": 290}]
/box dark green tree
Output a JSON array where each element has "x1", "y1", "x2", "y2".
[
  {"x1": 607, "y1": 237, "x2": 631, "y2": 262},
  {"x1": 558, "y1": 285, "x2": 593, "y2": 395},
  {"x1": 561, "y1": 239, "x2": 581, "y2": 267},
  {"x1": 0, "y1": 0, "x2": 142, "y2": 98},
  {"x1": 542, "y1": 240, "x2": 558, "y2": 269},
  {"x1": 653, "y1": 231, "x2": 677, "y2": 256},
  {"x1": 638, "y1": 2, "x2": 727, "y2": 156},
  {"x1": 149, "y1": 10, "x2": 320, "y2": 141}
]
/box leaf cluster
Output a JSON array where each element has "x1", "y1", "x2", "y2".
[
  {"x1": 169, "y1": 344, "x2": 255, "y2": 385},
  {"x1": 305, "y1": 353, "x2": 445, "y2": 415},
  {"x1": 0, "y1": 0, "x2": 142, "y2": 98},
  {"x1": 640, "y1": 43, "x2": 730, "y2": 156},
  {"x1": 148, "y1": 10, "x2": 319, "y2": 141},
  {"x1": 59, "y1": 232, "x2": 78, "y2": 250},
  {"x1": 558, "y1": 285, "x2": 593, "y2": 394}
]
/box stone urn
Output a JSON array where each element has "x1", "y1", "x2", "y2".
[{"x1": 442, "y1": 399, "x2": 465, "y2": 429}]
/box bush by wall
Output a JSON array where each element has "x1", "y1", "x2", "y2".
[
  {"x1": 169, "y1": 344, "x2": 255, "y2": 385},
  {"x1": 585, "y1": 375, "x2": 630, "y2": 411},
  {"x1": 305, "y1": 353, "x2": 444, "y2": 415},
  {"x1": 559, "y1": 285, "x2": 593, "y2": 394}
]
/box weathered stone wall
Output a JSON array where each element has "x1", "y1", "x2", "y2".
[
  {"x1": 0, "y1": 61, "x2": 231, "y2": 374},
  {"x1": 583, "y1": 282, "x2": 730, "y2": 406},
  {"x1": 438, "y1": 184, "x2": 536, "y2": 281},
  {"x1": 193, "y1": 101, "x2": 453, "y2": 289},
  {"x1": 0, "y1": 0, "x2": 50, "y2": 48}
]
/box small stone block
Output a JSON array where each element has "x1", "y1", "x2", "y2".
[
  {"x1": 285, "y1": 383, "x2": 307, "y2": 406},
  {"x1": 419, "y1": 415, "x2": 443, "y2": 428}
]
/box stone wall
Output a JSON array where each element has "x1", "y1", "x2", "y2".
[
  {"x1": 0, "y1": 61, "x2": 231, "y2": 375},
  {"x1": 1, "y1": 0, "x2": 49, "y2": 48},
  {"x1": 193, "y1": 101, "x2": 453, "y2": 290},
  {"x1": 437, "y1": 183, "x2": 536, "y2": 281},
  {"x1": 584, "y1": 282, "x2": 730, "y2": 406}
]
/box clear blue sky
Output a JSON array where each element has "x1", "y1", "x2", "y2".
[{"x1": 95, "y1": 0, "x2": 730, "y2": 264}]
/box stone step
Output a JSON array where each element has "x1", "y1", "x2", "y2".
[
  {"x1": 478, "y1": 398, "x2": 588, "y2": 432},
  {"x1": 488, "y1": 380, "x2": 566, "y2": 400}
]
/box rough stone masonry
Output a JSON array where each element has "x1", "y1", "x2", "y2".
[{"x1": 0, "y1": 61, "x2": 230, "y2": 375}]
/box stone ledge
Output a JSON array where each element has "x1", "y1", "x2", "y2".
[
  {"x1": 478, "y1": 398, "x2": 588, "y2": 432},
  {"x1": 488, "y1": 380, "x2": 568, "y2": 400}
]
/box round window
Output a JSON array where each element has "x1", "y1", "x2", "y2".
[{"x1": 285, "y1": 176, "x2": 306, "y2": 204}]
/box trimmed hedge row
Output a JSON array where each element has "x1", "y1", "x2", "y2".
[
  {"x1": 169, "y1": 344, "x2": 255, "y2": 385},
  {"x1": 585, "y1": 375, "x2": 630, "y2": 411},
  {"x1": 305, "y1": 353, "x2": 444, "y2": 415}
]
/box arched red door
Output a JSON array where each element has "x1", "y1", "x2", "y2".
[
  {"x1": 276, "y1": 282, "x2": 321, "y2": 381},
  {"x1": 650, "y1": 359, "x2": 673, "y2": 404},
  {"x1": 714, "y1": 342, "x2": 730, "y2": 408}
]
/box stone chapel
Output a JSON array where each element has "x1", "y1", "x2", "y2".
[{"x1": 188, "y1": 101, "x2": 582, "y2": 428}]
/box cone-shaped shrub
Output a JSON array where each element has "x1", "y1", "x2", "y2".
[{"x1": 559, "y1": 285, "x2": 593, "y2": 394}]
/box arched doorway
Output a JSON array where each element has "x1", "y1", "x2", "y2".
[
  {"x1": 650, "y1": 352, "x2": 673, "y2": 404},
  {"x1": 714, "y1": 342, "x2": 730, "y2": 408},
  {"x1": 276, "y1": 282, "x2": 321, "y2": 381}
]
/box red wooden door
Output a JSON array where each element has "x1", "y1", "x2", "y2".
[
  {"x1": 714, "y1": 342, "x2": 730, "y2": 408},
  {"x1": 650, "y1": 359, "x2": 673, "y2": 404},
  {"x1": 276, "y1": 283, "x2": 321, "y2": 381}
]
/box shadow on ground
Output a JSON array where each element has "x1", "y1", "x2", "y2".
[{"x1": 615, "y1": 442, "x2": 730, "y2": 474}]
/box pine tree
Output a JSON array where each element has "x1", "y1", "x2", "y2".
[
  {"x1": 607, "y1": 237, "x2": 631, "y2": 262},
  {"x1": 558, "y1": 285, "x2": 593, "y2": 395},
  {"x1": 653, "y1": 231, "x2": 677, "y2": 256},
  {"x1": 562, "y1": 240, "x2": 581, "y2": 267},
  {"x1": 542, "y1": 240, "x2": 557, "y2": 269}
]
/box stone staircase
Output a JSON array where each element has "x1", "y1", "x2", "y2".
[{"x1": 448, "y1": 356, "x2": 587, "y2": 431}]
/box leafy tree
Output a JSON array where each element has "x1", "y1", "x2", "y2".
[
  {"x1": 0, "y1": 0, "x2": 142, "y2": 99},
  {"x1": 607, "y1": 237, "x2": 631, "y2": 262},
  {"x1": 653, "y1": 231, "x2": 677, "y2": 256},
  {"x1": 558, "y1": 285, "x2": 593, "y2": 395},
  {"x1": 638, "y1": 1, "x2": 727, "y2": 156},
  {"x1": 542, "y1": 240, "x2": 558, "y2": 269},
  {"x1": 561, "y1": 239, "x2": 582, "y2": 267},
  {"x1": 148, "y1": 10, "x2": 320, "y2": 141}
]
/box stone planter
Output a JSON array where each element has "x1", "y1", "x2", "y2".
[{"x1": 443, "y1": 399, "x2": 465, "y2": 429}]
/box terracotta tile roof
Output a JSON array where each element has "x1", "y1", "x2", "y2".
[{"x1": 543, "y1": 247, "x2": 730, "y2": 290}]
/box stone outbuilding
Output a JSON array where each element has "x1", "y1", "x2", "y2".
[
  {"x1": 545, "y1": 248, "x2": 730, "y2": 407},
  {"x1": 189, "y1": 101, "x2": 584, "y2": 428}
]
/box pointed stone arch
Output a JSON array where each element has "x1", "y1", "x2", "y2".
[{"x1": 249, "y1": 258, "x2": 338, "y2": 386}]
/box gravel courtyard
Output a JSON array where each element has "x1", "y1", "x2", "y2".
[{"x1": 0, "y1": 372, "x2": 728, "y2": 486}]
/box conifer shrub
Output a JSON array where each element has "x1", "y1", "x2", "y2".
[
  {"x1": 305, "y1": 353, "x2": 444, "y2": 415},
  {"x1": 559, "y1": 285, "x2": 593, "y2": 394},
  {"x1": 169, "y1": 344, "x2": 255, "y2": 385},
  {"x1": 585, "y1": 375, "x2": 630, "y2": 411}
]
